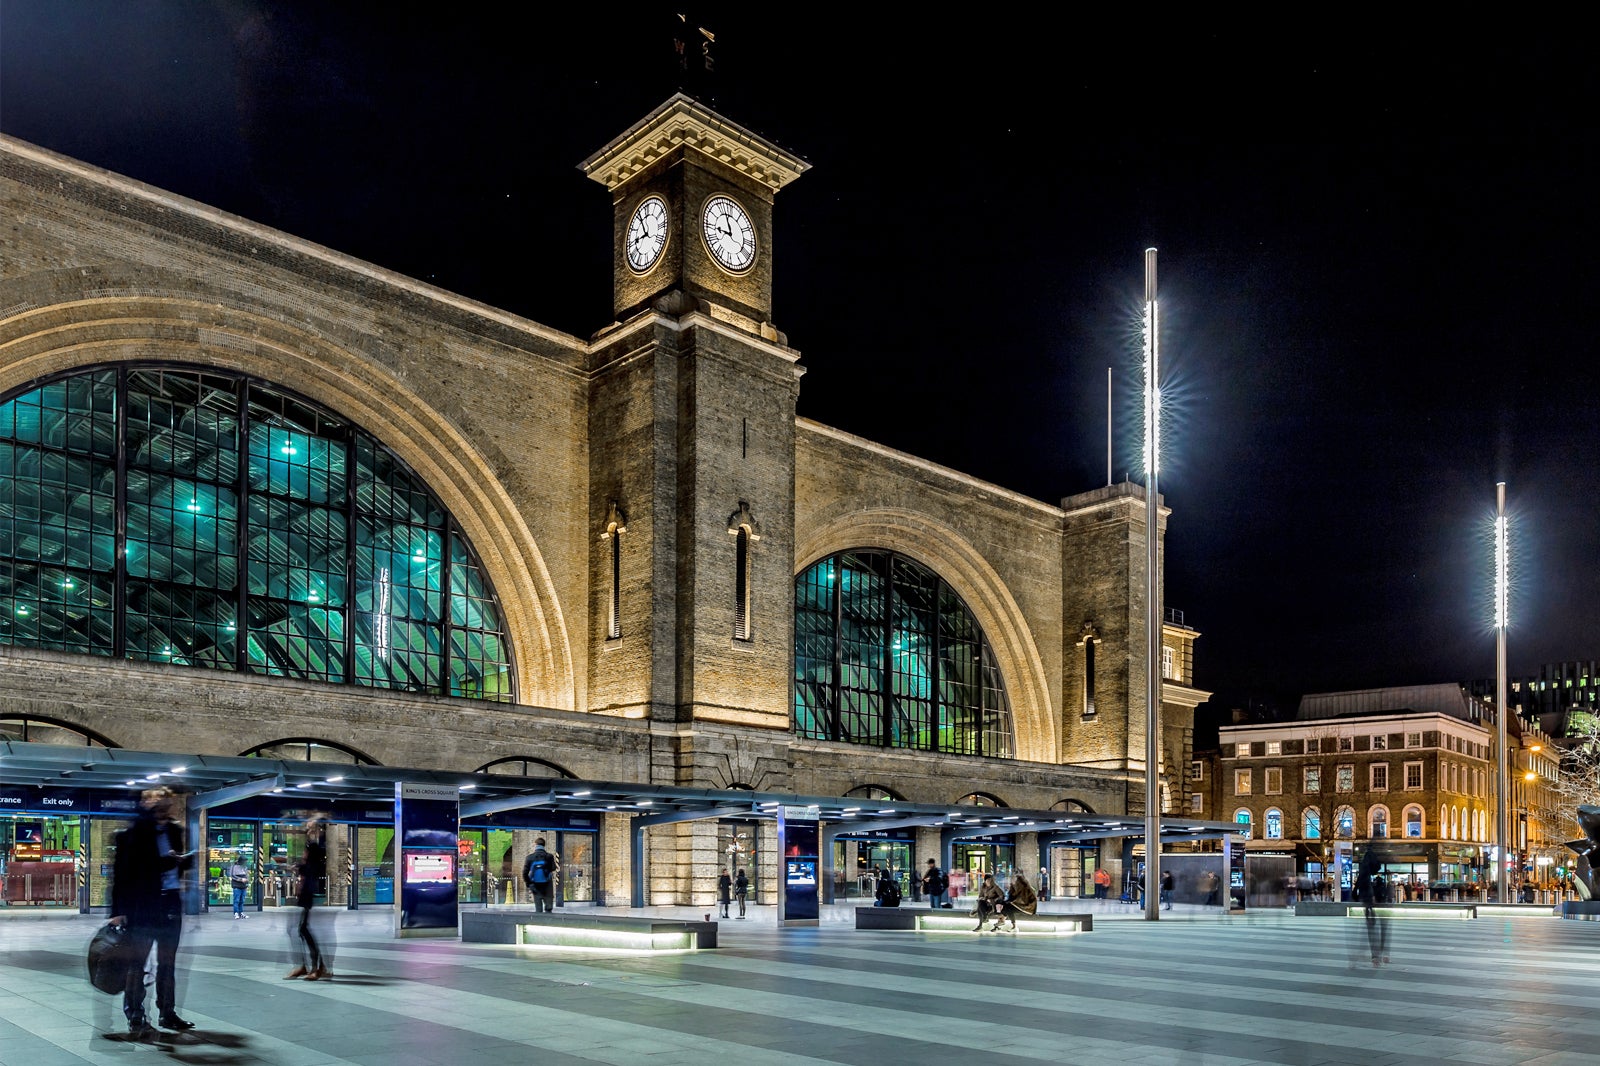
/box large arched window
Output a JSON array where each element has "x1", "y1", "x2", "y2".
[
  {"x1": 0, "y1": 715, "x2": 116, "y2": 747},
  {"x1": 1302, "y1": 806, "x2": 1321, "y2": 839},
  {"x1": 794, "y1": 550, "x2": 1013, "y2": 757},
  {"x1": 0, "y1": 366, "x2": 513, "y2": 701},
  {"x1": 241, "y1": 738, "x2": 376, "y2": 764},
  {"x1": 956, "y1": 792, "x2": 1006, "y2": 808},
  {"x1": 1233, "y1": 808, "x2": 1252, "y2": 839},
  {"x1": 476, "y1": 757, "x2": 575, "y2": 779},
  {"x1": 845, "y1": 784, "x2": 904, "y2": 802},
  {"x1": 1334, "y1": 805, "x2": 1355, "y2": 839},
  {"x1": 1264, "y1": 808, "x2": 1283, "y2": 840},
  {"x1": 1403, "y1": 804, "x2": 1424, "y2": 838},
  {"x1": 1368, "y1": 804, "x2": 1389, "y2": 838}
]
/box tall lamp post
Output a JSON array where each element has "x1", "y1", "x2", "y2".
[
  {"x1": 1143, "y1": 248, "x2": 1163, "y2": 921},
  {"x1": 1494, "y1": 481, "x2": 1510, "y2": 904}
]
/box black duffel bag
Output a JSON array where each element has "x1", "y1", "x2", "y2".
[{"x1": 86, "y1": 921, "x2": 132, "y2": 994}]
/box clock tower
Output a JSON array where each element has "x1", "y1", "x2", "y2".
[{"x1": 580, "y1": 93, "x2": 810, "y2": 336}]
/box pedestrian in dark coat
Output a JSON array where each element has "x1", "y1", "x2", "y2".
[
  {"x1": 718, "y1": 869, "x2": 732, "y2": 918},
  {"x1": 285, "y1": 815, "x2": 330, "y2": 980},
  {"x1": 110, "y1": 787, "x2": 194, "y2": 1036}
]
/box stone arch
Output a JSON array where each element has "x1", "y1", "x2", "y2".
[
  {"x1": 956, "y1": 791, "x2": 1007, "y2": 807},
  {"x1": 0, "y1": 297, "x2": 575, "y2": 710},
  {"x1": 845, "y1": 783, "x2": 905, "y2": 802},
  {"x1": 0, "y1": 714, "x2": 118, "y2": 748},
  {"x1": 795, "y1": 508, "x2": 1055, "y2": 763},
  {"x1": 477, "y1": 756, "x2": 576, "y2": 779},
  {"x1": 240, "y1": 737, "x2": 379, "y2": 764}
]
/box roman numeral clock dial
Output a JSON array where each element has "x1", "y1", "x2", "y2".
[
  {"x1": 701, "y1": 195, "x2": 756, "y2": 273},
  {"x1": 626, "y1": 195, "x2": 668, "y2": 273}
]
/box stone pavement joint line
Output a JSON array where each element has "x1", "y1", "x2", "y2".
[{"x1": 1, "y1": 910, "x2": 1599, "y2": 1065}]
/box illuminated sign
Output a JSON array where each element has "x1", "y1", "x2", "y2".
[{"x1": 404, "y1": 852, "x2": 455, "y2": 884}]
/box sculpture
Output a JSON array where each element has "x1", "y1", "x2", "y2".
[{"x1": 1564, "y1": 805, "x2": 1600, "y2": 900}]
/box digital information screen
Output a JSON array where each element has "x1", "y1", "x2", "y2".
[{"x1": 404, "y1": 851, "x2": 455, "y2": 884}]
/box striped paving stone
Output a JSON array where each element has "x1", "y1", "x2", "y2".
[{"x1": 1, "y1": 910, "x2": 1598, "y2": 1065}]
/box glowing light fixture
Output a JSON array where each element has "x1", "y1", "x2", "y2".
[
  {"x1": 1493, "y1": 480, "x2": 1510, "y2": 906},
  {"x1": 1141, "y1": 247, "x2": 1164, "y2": 921}
]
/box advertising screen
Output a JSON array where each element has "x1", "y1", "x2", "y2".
[{"x1": 404, "y1": 851, "x2": 455, "y2": 884}]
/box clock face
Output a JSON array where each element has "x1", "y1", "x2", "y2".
[
  {"x1": 701, "y1": 195, "x2": 756, "y2": 273},
  {"x1": 626, "y1": 195, "x2": 668, "y2": 273}
]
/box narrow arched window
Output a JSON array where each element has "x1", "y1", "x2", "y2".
[
  {"x1": 601, "y1": 502, "x2": 626, "y2": 641},
  {"x1": 1078, "y1": 625, "x2": 1099, "y2": 719},
  {"x1": 734, "y1": 527, "x2": 752, "y2": 641}
]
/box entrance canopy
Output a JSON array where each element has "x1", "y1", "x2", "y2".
[{"x1": 0, "y1": 739, "x2": 1233, "y2": 843}]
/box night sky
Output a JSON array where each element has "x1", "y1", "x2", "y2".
[{"x1": 4, "y1": 6, "x2": 1596, "y2": 726}]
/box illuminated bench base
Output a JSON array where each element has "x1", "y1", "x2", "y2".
[
  {"x1": 460, "y1": 910, "x2": 717, "y2": 950},
  {"x1": 855, "y1": 906, "x2": 1092, "y2": 935},
  {"x1": 1298, "y1": 902, "x2": 1553, "y2": 921}
]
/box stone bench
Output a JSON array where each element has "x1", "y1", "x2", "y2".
[
  {"x1": 854, "y1": 906, "x2": 1092, "y2": 934},
  {"x1": 460, "y1": 909, "x2": 717, "y2": 950}
]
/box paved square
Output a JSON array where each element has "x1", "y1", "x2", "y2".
[{"x1": 3, "y1": 908, "x2": 1598, "y2": 1064}]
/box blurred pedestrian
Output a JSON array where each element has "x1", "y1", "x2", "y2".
[
  {"x1": 921, "y1": 858, "x2": 948, "y2": 909},
  {"x1": 997, "y1": 871, "x2": 1038, "y2": 931},
  {"x1": 285, "y1": 815, "x2": 330, "y2": 980},
  {"x1": 717, "y1": 869, "x2": 732, "y2": 918},
  {"x1": 1093, "y1": 867, "x2": 1111, "y2": 899},
  {"x1": 1356, "y1": 846, "x2": 1390, "y2": 966},
  {"x1": 109, "y1": 787, "x2": 195, "y2": 1036},
  {"x1": 974, "y1": 873, "x2": 1005, "y2": 930},
  {"x1": 734, "y1": 868, "x2": 748, "y2": 918},
  {"x1": 1161, "y1": 869, "x2": 1174, "y2": 910},
  {"x1": 1200, "y1": 868, "x2": 1221, "y2": 907}
]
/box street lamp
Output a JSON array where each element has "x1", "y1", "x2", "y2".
[
  {"x1": 1142, "y1": 248, "x2": 1163, "y2": 921},
  {"x1": 1494, "y1": 481, "x2": 1510, "y2": 904}
]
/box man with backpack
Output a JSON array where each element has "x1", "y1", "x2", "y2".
[
  {"x1": 523, "y1": 837, "x2": 560, "y2": 912},
  {"x1": 921, "y1": 858, "x2": 950, "y2": 908},
  {"x1": 873, "y1": 867, "x2": 901, "y2": 907}
]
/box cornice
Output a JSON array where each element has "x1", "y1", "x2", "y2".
[{"x1": 579, "y1": 93, "x2": 811, "y2": 193}]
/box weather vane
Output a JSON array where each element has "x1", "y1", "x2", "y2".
[{"x1": 672, "y1": 12, "x2": 717, "y2": 101}]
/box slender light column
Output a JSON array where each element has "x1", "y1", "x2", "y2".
[
  {"x1": 1143, "y1": 248, "x2": 1162, "y2": 920},
  {"x1": 1495, "y1": 481, "x2": 1510, "y2": 903}
]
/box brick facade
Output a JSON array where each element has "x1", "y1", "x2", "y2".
[{"x1": 1, "y1": 96, "x2": 1209, "y2": 903}]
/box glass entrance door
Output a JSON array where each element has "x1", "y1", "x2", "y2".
[{"x1": 205, "y1": 820, "x2": 258, "y2": 911}]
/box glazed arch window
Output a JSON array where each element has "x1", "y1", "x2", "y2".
[
  {"x1": 1404, "y1": 805, "x2": 1424, "y2": 838},
  {"x1": 477, "y1": 756, "x2": 576, "y2": 779},
  {"x1": 0, "y1": 366, "x2": 515, "y2": 701},
  {"x1": 1303, "y1": 807, "x2": 1321, "y2": 839},
  {"x1": 1264, "y1": 808, "x2": 1283, "y2": 839},
  {"x1": 1233, "y1": 808, "x2": 1252, "y2": 839},
  {"x1": 793, "y1": 550, "x2": 1014, "y2": 758}
]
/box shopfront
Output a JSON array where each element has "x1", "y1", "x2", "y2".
[
  {"x1": 832, "y1": 831, "x2": 913, "y2": 901},
  {"x1": 457, "y1": 815, "x2": 600, "y2": 907},
  {"x1": 950, "y1": 838, "x2": 1016, "y2": 901},
  {"x1": 1044, "y1": 844, "x2": 1096, "y2": 900},
  {"x1": 716, "y1": 820, "x2": 760, "y2": 903},
  {"x1": 0, "y1": 788, "x2": 144, "y2": 910}
]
